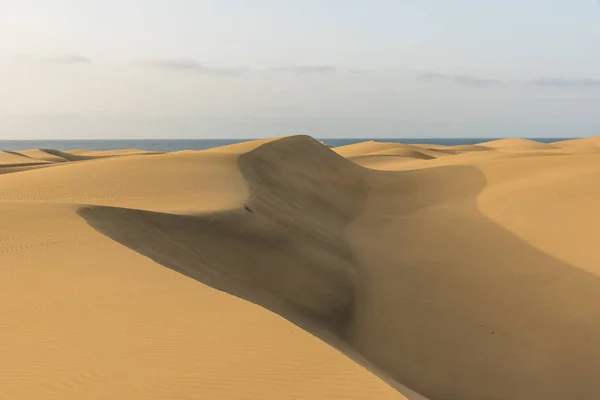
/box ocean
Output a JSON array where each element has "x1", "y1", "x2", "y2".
[{"x1": 0, "y1": 138, "x2": 574, "y2": 152}]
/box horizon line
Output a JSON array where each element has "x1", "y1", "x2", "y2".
[{"x1": 0, "y1": 136, "x2": 586, "y2": 141}]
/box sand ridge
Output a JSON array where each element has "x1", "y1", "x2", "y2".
[
  {"x1": 17, "y1": 149, "x2": 70, "y2": 163},
  {"x1": 1, "y1": 135, "x2": 600, "y2": 399},
  {"x1": 0, "y1": 150, "x2": 52, "y2": 167},
  {"x1": 0, "y1": 138, "x2": 410, "y2": 400},
  {"x1": 0, "y1": 148, "x2": 164, "y2": 177},
  {"x1": 479, "y1": 137, "x2": 559, "y2": 151}
]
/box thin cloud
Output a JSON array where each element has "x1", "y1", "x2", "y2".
[
  {"x1": 453, "y1": 75, "x2": 502, "y2": 87},
  {"x1": 45, "y1": 54, "x2": 91, "y2": 64},
  {"x1": 419, "y1": 71, "x2": 600, "y2": 89},
  {"x1": 417, "y1": 72, "x2": 502, "y2": 87},
  {"x1": 16, "y1": 53, "x2": 91, "y2": 64},
  {"x1": 528, "y1": 78, "x2": 600, "y2": 88},
  {"x1": 275, "y1": 65, "x2": 337, "y2": 74},
  {"x1": 417, "y1": 72, "x2": 447, "y2": 81},
  {"x1": 141, "y1": 58, "x2": 245, "y2": 76}
]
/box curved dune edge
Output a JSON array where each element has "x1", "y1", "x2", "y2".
[
  {"x1": 76, "y1": 135, "x2": 600, "y2": 399},
  {"x1": 0, "y1": 150, "x2": 52, "y2": 167},
  {"x1": 0, "y1": 137, "x2": 411, "y2": 400},
  {"x1": 76, "y1": 136, "x2": 422, "y2": 399},
  {"x1": 2, "y1": 135, "x2": 600, "y2": 399}
]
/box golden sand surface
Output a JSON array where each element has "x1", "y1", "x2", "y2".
[{"x1": 2, "y1": 136, "x2": 600, "y2": 399}]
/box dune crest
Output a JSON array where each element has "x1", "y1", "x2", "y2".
[
  {"x1": 480, "y1": 137, "x2": 558, "y2": 151},
  {"x1": 0, "y1": 150, "x2": 51, "y2": 167},
  {"x1": 1, "y1": 137, "x2": 410, "y2": 400},
  {"x1": 79, "y1": 136, "x2": 368, "y2": 337},
  {"x1": 3, "y1": 135, "x2": 600, "y2": 399}
]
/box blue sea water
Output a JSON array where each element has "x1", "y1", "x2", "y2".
[{"x1": 0, "y1": 138, "x2": 575, "y2": 152}]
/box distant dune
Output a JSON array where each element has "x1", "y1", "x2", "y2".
[
  {"x1": 479, "y1": 137, "x2": 558, "y2": 150},
  {"x1": 0, "y1": 150, "x2": 52, "y2": 167},
  {"x1": 553, "y1": 136, "x2": 600, "y2": 150},
  {"x1": 1, "y1": 135, "x2": 600, "y2": 399}
]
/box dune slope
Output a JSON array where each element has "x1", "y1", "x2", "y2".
[
  {"x1": 348, "y1": 159, "x2": 600, "y2": 399},
  {"x1": 79, "y1": 136, "x2": 600, "y2": 399},
  {"x1": 79, "y1": 137, "x2": 369, "y2": 338},
  {"x1": 2, "y1": 135, "x2": 600, "y2": 399},
  {"x1": 0, "y1": 150, "x2": 51, "y2": 166},
  {"x1": 0, "y1": 137, "x2": 410, "y2": 400},
  {"x1": 480, "y1": 137, "x2": 558, "y2": 151}
]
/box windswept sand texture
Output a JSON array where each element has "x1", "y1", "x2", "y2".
[{"x1": 1, "y1": 135, "x2": 600, "y2": 399}]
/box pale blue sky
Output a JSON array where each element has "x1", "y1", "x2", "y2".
[{"x1": 1, "y1": 0, "x2": 600, "y2": 139}]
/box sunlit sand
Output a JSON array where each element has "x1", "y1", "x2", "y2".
[{"x1": 2, "y1": 135, "x2": 599, "y2": 399}]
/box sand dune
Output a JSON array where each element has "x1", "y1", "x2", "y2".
[
  {"x1": 333, "y1": 140, "x2": 404, "y2": 157},
  {"x1": 336, "y1": 141, "x2": 445, "y2": 157},
  {"x1": 333, "y1": 141, "x2": 441, "y2": 158},
  {"x1": 2, "y1": 135, "x2": 600, "y2": 399},
  {"x1": 554, "y1": 136, "x2": 600, "y2": 146},
  {"x1": 17, "y1": 149, "x2": 70, "y2": 163},
  {"x1": 413, "y1": 143, "x2": 490, "y2": 153},
  {"x1": 0, "y1": 148, "x2": 162, "y2": 176},
  {"x1": 36, "y1": 148, "x2": 159, "y2": 162},
  {"x1": 365, "y1": 148, "x2": 435, "y2": 160},
  {"x1": 0, "y1": 138, "x2": 409, "y2": 400},
  {"x1": 553, "y1": 136, "x2": 600, "y2": 153},
  {"x1": 0, "y1": 151, "x2": 250, "y2": 212},
  {"x1": 68, "y1": 148, "x2": 161, "y2": 158},
  {"x1": 0, "y1": 150, "x2": 51, "y2": 167},
  {"x1": 480, "y1": 137, "x2": 558, "y2": 151},
  {"x1": 0, "y1": 164, "x2": 59, "y2": 176}
]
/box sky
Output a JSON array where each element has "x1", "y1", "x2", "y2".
[{"x1": 1, "y1": 0, "x2": 600, "y2": 139}]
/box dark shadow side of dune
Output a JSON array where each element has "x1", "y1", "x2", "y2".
[
  {"x1": 79, "y1": 136, "x2": 600, "y2": 400},
  {"x1": 78, "y1": 136, "x2": 371, "y2": 339}
]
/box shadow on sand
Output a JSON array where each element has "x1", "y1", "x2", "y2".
[{"x1": 79, "y1": 136, "x2": 600, "y2": 400}]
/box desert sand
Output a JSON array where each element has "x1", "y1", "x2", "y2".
[{"x1": 1, "y1": 136, "x2": 600, "y2": 399}]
